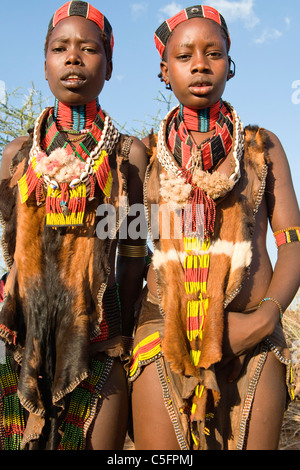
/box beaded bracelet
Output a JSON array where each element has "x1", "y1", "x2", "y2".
[
  {"x1": 258, "y1": 297, "x2": 284, "y2": 319},
  {"x1": 273, "y1": 227, "x2": 300, "y2": 247}
]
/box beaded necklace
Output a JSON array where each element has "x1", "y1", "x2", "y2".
[
  {"x1": 18, "y1": 101, "x2": 120, "y2": 228},
  {"x1": 53, "y1": 98, "x2": 100, "y2": 134},
  {"x1": 179, "y1": 100, "x2": 222, "y2": 133},
  {"x1": 42, "y1": 100, "x2": 106, "y2": 163},
  {"x1": 167, "y1": 100, "x2": 233, "y2": 170},
  {"x1": 157, "y1": 103, "x2": 244, "y2": 403}
]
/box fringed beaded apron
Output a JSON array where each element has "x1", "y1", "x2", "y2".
[
  {"x1": 0, "y1": 282, "x2": 122, "y2": 449},
  {"x1": 0, "y1": 354, "x2": 26, "y2": 450}
]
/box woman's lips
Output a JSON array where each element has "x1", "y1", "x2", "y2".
[
  {"x1": 189, "y1": 82, "x2": 213, "y2": 95},
  {"x1": 61, "y1": 74, "x2": 86, "y2": 88}
]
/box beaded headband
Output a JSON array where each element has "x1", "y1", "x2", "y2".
[
  {"x1": 154, "y1": 4, "x2": 230, "y2": 58},
  {"x1": 48, "y1": 1, "x2": 114, "y2": 58}
]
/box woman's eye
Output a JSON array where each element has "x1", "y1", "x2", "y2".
[
  {"x1": 83, "y1": 47, "x2": 97, "y2": 53},
  {"x1": 208, "y1": 51, "x2": 222, "y2": 58},
  {"x1": 52, "y1": 46, "x2": 65, "y2": 53},
  {"x1": 177, "y1": 54, "x2": 190, "y2": 60}
]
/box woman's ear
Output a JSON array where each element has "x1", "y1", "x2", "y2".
[
  {"x1": 44, "y1": 61, "x2": 48, "y2": 81},
  {"x1": 227, "y1": 56, "x2": 236, "y2": 81},
  {"x1": 160, "y1": 61, "x2": 170, "y2": 88},
  {"x1": 106, "y1": 61, "x2": 113, "y2": 81}
]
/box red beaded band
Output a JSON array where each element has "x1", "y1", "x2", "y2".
[
  {"x1": 48, "y1": 1, "x2": 114, "y2": 57},
  {"x1": 273, "y1": 227, "x2": 300, "y2": 247},
  {"x1": 154, "y1": 5, "x2": 230, "y2": 58}
]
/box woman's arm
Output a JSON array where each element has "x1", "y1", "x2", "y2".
[
  {"x1": 224, "y1": 130, "x2": 300, "y2": 358},
  {"x1": 116, "y1": 137, "x2": 149, "y2": 340}
]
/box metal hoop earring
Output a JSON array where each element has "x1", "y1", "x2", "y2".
[{"x1": 228, "y1": 57, "x2": 236, "y2": 79}]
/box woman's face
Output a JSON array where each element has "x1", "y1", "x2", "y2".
[
  {"x1": 45, "y1": 16, "x2": 112, "y2": 105},
  {"x1": 161, "y1": 18, "x2": 230, "y2": 109}
]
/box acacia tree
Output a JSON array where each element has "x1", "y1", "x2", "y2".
[
  {"x1": 0, "y1": 83, "x2": 48, "y2": 157},
  {"x1": 129, "y1": 91, "x2": 176, "y2": 139},
  {"x1": 0, "y1": 83, "x2": 48, "y2": 273}
]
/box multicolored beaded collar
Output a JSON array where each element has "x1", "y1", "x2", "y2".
[
  {"x1": 53, "y1": 98, "x2": 100, "y2": 134},
  {"x1": 167, "y1": 100, "x2": 233, "y2": 170},
  {"x1": 18, "y1": 100, "x2": 120, "y2": 228},
  {"x1": 179, "y1": 100, "x2": 222, "y2": 133},
  {"x1": 42, "y1": 100, "x2": 106, "y2": 163}
]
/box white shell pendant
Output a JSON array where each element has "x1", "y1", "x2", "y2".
[
  {"x1": 80, "y1": 171, "x2": 89, "y2": 182},
  {"x1": 50, "y1": 180, "x2": 59, "y2": 190},
  {"x1": 70, "y1": 178, "x2": 81, "y2": 189}
]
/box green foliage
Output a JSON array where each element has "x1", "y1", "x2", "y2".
[
  {"x1": 114, "y1": 91, "x2": 177, "y2": 139},
  {"x1": 0, "y1": 83, "x2": 49, "y2": 273},
  {"x1": 0, "y1": 83, "x2": 48, "y2": 157},
  {"x1": 130, "y1": 91, "x2": 176, "y2": 138}
]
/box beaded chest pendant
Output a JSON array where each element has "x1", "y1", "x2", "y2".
[
  {"x1": 18, "y1": 101, "x2": 120, "y2": 228},
  {"x1": 158, "y1": 101, "x2": 244, "y2": 387}
]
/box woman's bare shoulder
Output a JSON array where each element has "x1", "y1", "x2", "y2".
[
  {"x1": 0, "y1": 136, "x2": 29, "y2": 180},
  {"x1": 263, "y1": 129, "x2": 300, "y2": 230}
]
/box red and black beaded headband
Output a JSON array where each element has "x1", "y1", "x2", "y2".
[
  {"x1": 48, "y1": 1, "x2": 114, "y2": 58},
  {"x1": 154, "y1": 5, "x2": 230, "y2": 58}
]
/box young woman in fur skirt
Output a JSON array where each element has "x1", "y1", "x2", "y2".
[
  {"x1": 130, "y1": 5, "x2": 300, "y2": 450},
  {"x1": 0, "y1": 1, "x2": 148, "y2": 450}
]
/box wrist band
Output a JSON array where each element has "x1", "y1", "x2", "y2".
[
  {"x1": 273, "y1": 227, "x2": 300, "y2": 247},
  {"x1": 118, "y1": 244, "x2": 147, "y2": 258},
  {"x1": 258, "y1": 297, "x2": 284, "y2": 319}
]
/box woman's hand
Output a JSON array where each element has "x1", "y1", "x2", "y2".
[
  {"x1": 223, "y1": 308, "x2": 278, "y2": 358},
  {"x1": 222, "y1": 307, "x2": 279, "y2": 382}
]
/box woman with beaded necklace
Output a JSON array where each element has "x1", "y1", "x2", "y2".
[
  {"x1": 0, "y1": 2, "x2": 148, "y2": 450},
  {"x1": 130, "y1": 5, "x2": 300, "y2": 450}
]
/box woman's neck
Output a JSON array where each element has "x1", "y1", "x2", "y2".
[
  {"x1": 179, "y1": 100, "x2": 222, "y2": 133},
  {"x1": 53, "y1": 98, "x2": 100, "y2": 133}
]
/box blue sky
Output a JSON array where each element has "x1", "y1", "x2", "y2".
[{"x1": 0, "y1": 0, "x2": 299, "y2": 264}]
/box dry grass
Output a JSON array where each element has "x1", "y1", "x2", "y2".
[{"x1": 280, "y1": 296, "x2": 300, "y2": 450}]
